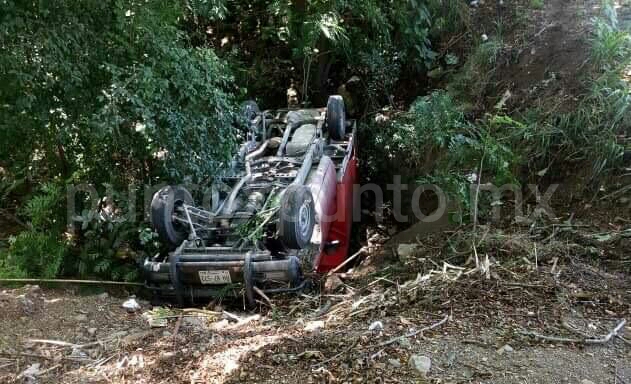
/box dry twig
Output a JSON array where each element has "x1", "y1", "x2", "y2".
[
  {"x1": 520, "y1": 319, "x2": 627, "y2": 345},
  {"x1": 376, "y1": 315, "x2": 449, "y2": 348}
]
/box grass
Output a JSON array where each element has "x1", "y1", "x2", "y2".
[{"x1": 530, "y1": 0, "x2": 544, "y2": 9}]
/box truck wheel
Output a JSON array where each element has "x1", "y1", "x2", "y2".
[
  {"x1": 151, "y1": 186, "x2": 193, "y2": 249},
  {"x1": 279, "y1": 185, "x2": 315, "y2": 249},
  {"x1": 326, "y1": 95, "x2": 346, "y2": 140}
]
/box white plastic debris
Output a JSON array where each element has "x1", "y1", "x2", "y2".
[
  {"x1": 369, "y1": 321, "x2": 384, "y2": 331},
  {"x1": 304, "y1": 320, "x2": 325, "y2": 332},
  {"x1": 408, "y1": 354, "x2": 431, "y2": 375},
  {"x1": 19, "y1": 363, "x2": 41, "y2": 379},
  {"x1": 481, "y1": 34, "x2": 489, "y2": 42},
  {"x1": 122, "y1": 298, "x2": 141, "y2": 313}
]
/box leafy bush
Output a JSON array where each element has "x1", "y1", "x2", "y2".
[
  {"x1": 591, "y1": 1, "x2": 631, "y2": 71},
  {"x1": 0, "y1": 1, "x2": 238, "y2": 185},
  {"x1": 0, "y1": 1, "x2": 240, "y2": 280},
  {"x1": 364, "y1": 91, "x2": 518, "y2": 220},
  {"x1": 3, "y1": 232, "x2": 66, "y2": 279},
  {"x1": 447, "y1": 38, "x2": 505, "y2": 104}
]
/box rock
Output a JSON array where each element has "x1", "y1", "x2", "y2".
[
  {"x1": 324, "y1": 274, "x2": 344, "y2": 293},
  {"x1": 96, "y1": 292, "x2": 109, "y2": 300},
  {"x1": 408, "y1": 354, "x2": 431, "y2": 376},
  {"x1": 87, "y1": 328, "x2": 97, "y2": 337},
  {"x1": 470, "y1": 0, "x2": 479, "y2": 7},
  {"x1": 19, "y1": 363, "x2": 41, "y2": 378},
  {"x1": 121, "y1": 331, "x2": 151, "y2": 347},
  {"x1": 183, "y1": 316, "x2": 207, "y2": 330},
  {"x1": 209, "y1": 319, "x2": 230, "y2": 331},
  {"x1": 397, "y1": 337, "x2": 412, "y2": 349},
  {"x1": 75, "y1": 314, "x2": 89, "y2": 322},
  {"x1": 481, "y1": 33, "x2": 489, "y2": 42},
  {"x1": 368, "y1": 321, "x2": 384, "y2": 331},
  {"x1": 496, "y1": 344, "x2": 514, "y2": 354},
  {"x1": 70, "y1": 347, "x2": 89, "y2": 359},
  {"x1": 304, "y1": 320, "x2": 325, "y2": 332},
  {"x1": 388, "y1": 358, "x2": 402, "y2": 368},
  {"x1": 162, "y1": 330, "x2": 172, "y2": 337},
  {"x1": 581, "y1": 380, "x2": 595, "y2": 384},
  {"x1": 397, "y1": 244, "x2": 418, "y2": 261},
  {"x1": 17, "y1": 295, "x2": 34, "y2": 314},
  {"x1": 122, "y1": 298, "x2": 141, "y2": 313}
]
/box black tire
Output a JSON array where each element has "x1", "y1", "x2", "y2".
[
  {"x1": 151, "y1": 186, "x2": 193, "y2": 249},
  {"x1": 326, "y1": 95, "x2": 346, "y2": 140},
  {"x1": 279, "y1": 185, "x2": 315, "y2": 249}
]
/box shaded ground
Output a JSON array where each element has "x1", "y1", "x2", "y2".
[{"x1": 0, "y1": 201, "x2": 629, "y2": 383}]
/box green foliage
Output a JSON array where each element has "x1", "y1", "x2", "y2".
[
  {"x1": 3, "y1": 232, "x2": 66, "y2": 279},
  {"x1": 591, "y1": 2, "x2": 631, "y2": 71},
  {"x1": 0, "y1": 1, "x2": 238, "y2": 185},
  {"x1": 448, "y1": 38, "x2": 505, "y2": 103},
  {"x1": 72, "y1": 215, "x2": 140, "y2": 282},
  {"x1": 0, "y1": 182, "x2": 67, "y2": 278},
  {"x1": 530, "y1": 0, "x2": 544, "y2": 10},
  {"x1": 427, "y1": 0, "x2": 470, "y2": 37},
  {"x1": 23, "y1": 183, "x2": 63, "y2": 231},
  {"x1": 210, "y1": 0, "x2": 468, "y2": 103},
  {"x1": 0, "y1": 1, "x2": 241, "y2": 280},
  {"x1": 365, "y1": 91, "x2": 518, "y2": 217}
]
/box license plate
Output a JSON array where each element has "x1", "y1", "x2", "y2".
[{"x1": 198, "y1": 270, "x2": 231, "y2": 285}]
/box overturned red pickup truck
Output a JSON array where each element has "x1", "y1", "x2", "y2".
[{"x1": 144, "y1": 95, "x2": 357, "y2": 306}]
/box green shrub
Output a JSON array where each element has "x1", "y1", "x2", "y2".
[
  {"x1": 447, "y1": 38, "x2": 505, "y2": 103},
  {"x1": 364, "y1": 91, "x2": 518, "y2": 219},
  {"x1": 0, "y1": 1, "x2": 239, "y2": 185},
  {"x1": 3, "y1": 232, "x2": 66, "y2": 279}
]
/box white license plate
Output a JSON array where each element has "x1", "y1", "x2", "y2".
[{"x1": 198, "y1": 270, "x2": 232, "y2": 285}]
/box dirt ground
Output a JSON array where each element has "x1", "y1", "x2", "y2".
[
  {"x1": 0, "y1": 198, "x2": 629, "y2": 384},
  {"x1": 0, "y1": 1, "x2": 630, "y2": 383}
]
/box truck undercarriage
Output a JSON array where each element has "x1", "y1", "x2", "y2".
[{"x1": 144, "y1": 96, "x2": 357, "y2": 306}]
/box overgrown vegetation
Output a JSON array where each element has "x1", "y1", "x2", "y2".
[
  {"x1": 363, "y1": 1, "x2": 630, "y2": 223},
  {"x1": 0, "y1": 0, "x2": 628, "y2": 279},
  {"x1": 0, "y1": 1, "x2": 238, "y2": 279},
  {"x1": 0, "y1": 0, "x2": 469, "y2": 280}
]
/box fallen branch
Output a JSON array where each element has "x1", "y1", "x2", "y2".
[
  {"x1": 376, "y1": 315, "x2": 449, "y2": 348},
  {"x1": 519, "y1": 331, "x2": 582, "y2": 343},
  {"x1": 24, "y1": 338, "x2": 105, "y2": 350},
  {"x1": 1, "y1": 352, "x2": 91, "y2": 363},
  {"x1": 222, "y1": 310, "x2": 242, "y2": 322},
  {"x1": 253, "y1": 286, "x2": 273, "y2": 307},
  {"x1": 585, "y1": 319, "x2": 626, "y2": 344},
  {"x1": 327, "y1": 247, "x2": 368, "y2": 275},
  {"x1": 0, "y1": 278, "x2": 143, "y2": 287},
  {"x1": 520, "y1": 319, "x2": 627, "y2": 345}
]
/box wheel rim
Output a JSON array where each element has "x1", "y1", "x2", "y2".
[{"x1": 298, "y1": 202, "x2": 311, "y2": 238}]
